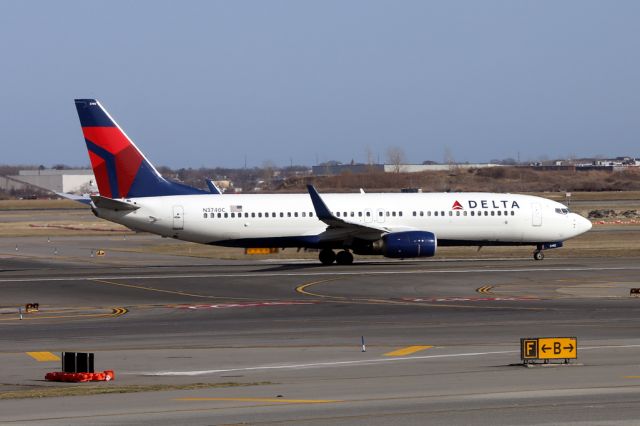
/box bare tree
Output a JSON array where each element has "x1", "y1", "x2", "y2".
[{"x1": 386, "y1": 146, "x2": 405, "y2": 173}]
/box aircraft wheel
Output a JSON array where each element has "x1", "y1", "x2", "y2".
[
  {"x1": 533, "y1": 251, "x2": 544, "y2": 261},
  {"x1": 319, "y1": 249, "x2": 336, "y2": 265},
  {"x1": 336, "y1": 250, "x2": 354, "y2": 265}
]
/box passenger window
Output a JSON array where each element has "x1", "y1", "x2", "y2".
[
  {"x1": 379, "y1": 211, "x2": 384, "y2": 217},
  {"x1": 351, "y1": 212, "x2": 355, "y2": 217},
  {"x1": 471, "y1": 211, "x2": 474, "y2": 216},
  {"x1": 203, "y1": 213, "x2": 208, "y2": 218},
  {"x1": 287, "y1": 212, "x2": 291, "y2": 217},
  {"x1": 491, "y1": 211, "x2": 495, "y2": 216},
  {"x1": 434, "y1": 211, "x2": 438, "y2": 217},
  {"x1": 399, "y1": 211, "x2": 403, "y2": 217},
  {"x1": 258, "y1": 213, "x2": 262, "y2": 218},
  {"x1": 413, "y1": 211, "x2": 416, "y2": 216},
  {"x1": 245, "y1": 213, "x2": 249, "y2": 218},
  {"x1": 484, "y1": 211, "x2": 489, "y2": 216},
  {"x1": 217, "y1": 213, "x2": 222, "y2": 218},
  {"x1": 358, "y1": 212, "x2": 362, "y2": 217},
  {"x1": 309, "y1": 212, "x2": 313, "y2": 217},
  {"x1": 463, "y1": 211, "x2": 467, "y2": 216},
  {"x1": 449, "y1": 211, "x2": 452, "y2": 216},
  {"x1": 386, "y1": 211, "x2": 390, "y2": 217},
  {"x1": 231, "y1": 213, "x2": 235, "y2": 218},
  {"x1": 294, "y1": 212, "x2": 298, "y2": 217},
  {"x1": 511, "y1": 211, "x2": 515, "y2": 216},
  {"x1": 302, "y1": 212, "x2": 306, "y2": 217},
  {"x1": 420, "y1": 211, "x2": 424, "y2": 216},
  {"x1": 427, "y1": 211, "x2": 431, "y2": 216},
  {"x1": 251, "y1": 213, "x2": 255, "y2": 218},
  {"x1": 366, "y1": 211, "x2": 371, "y2": 217},
  {"x1": 441, "y1": 211, "x2": 445, "y2": 216},
  {"x1": 280, "y1": 212, "x2": 284, "y2": 217},
  {"x1": 392, "y1": 211, "x2": 396, "y2": 217},
  {"x1": 497, "y1": 211, "x2": 501, "y2": 216},
  {"x1": 456, "y1": 211, "x2": 460, "y2": 216},
  {"x1": 224, "y1": 213, "x2": 228, "y2": 218}
]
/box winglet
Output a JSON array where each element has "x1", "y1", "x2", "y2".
[{"x1": 306, "y1": 185, "x2": 336, "y2": 221}]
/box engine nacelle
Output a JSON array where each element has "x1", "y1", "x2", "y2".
[{"x1": 382, "y1": 231, "x2": 437, "y2": 258}]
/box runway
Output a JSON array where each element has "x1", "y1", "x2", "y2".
[{"x1": 2, "y1": 235, "x2": 640, "y2": 424}]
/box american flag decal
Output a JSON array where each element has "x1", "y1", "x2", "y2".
[{"x1": 230, "y1": 205, "x2": 243, "y2": 213}]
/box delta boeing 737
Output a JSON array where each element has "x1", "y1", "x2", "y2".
[{"x1": 73, "y1": 99, "x2": 592, "y2": 265}]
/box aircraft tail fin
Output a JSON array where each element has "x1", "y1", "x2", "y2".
[{"x1": 74, "y1": 99, "x2": 207, "y2": 198}]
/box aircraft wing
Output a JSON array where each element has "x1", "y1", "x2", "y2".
[{"x1": 307, "y1": 185, "x2": 407, "y2": 242}]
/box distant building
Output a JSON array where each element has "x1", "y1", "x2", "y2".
[
  {"x1": 312, "y1": 164, "x2": 384, "y2": 175},
  {"x1": 8, "y1": 169, "x2": 96, "y2": 194},
  {"x1": 312, "y1": 163, "x2": 500, "y2": 176}
]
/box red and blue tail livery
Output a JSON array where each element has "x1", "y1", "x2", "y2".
[{"x1": 74, "y1": 99, "x2": 207, "y2": 198}]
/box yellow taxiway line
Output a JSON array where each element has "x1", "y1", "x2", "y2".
[
  {"x1": 26, "y1": 351, "x2": 60, "y2": 362},
  {"x1": 384, "y1": 345, "x2": 433, "y2": 357}
]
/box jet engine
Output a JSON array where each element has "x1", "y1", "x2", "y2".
[{"x1": 353, "y1": 231, "x2": 437, "y2": 258}]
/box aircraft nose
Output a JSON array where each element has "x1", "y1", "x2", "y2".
[{"x1": 573, "y1": 214, "x2": 592, "y2": 235}]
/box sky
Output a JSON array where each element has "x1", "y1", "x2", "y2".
[{"x1": 1, "y1": 0, "x2": 639, "y2": 168}]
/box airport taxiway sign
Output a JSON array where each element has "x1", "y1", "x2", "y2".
[{"x1": 521, "y1": 337, "x2": 577, "y2": 360}]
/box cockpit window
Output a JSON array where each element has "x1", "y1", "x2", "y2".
[{"x1": 555, "y1": 208, "x2": 570, "y2": 215}]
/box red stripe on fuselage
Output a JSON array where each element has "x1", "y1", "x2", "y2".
[{"x1": 83, "y1": 127, "x2": 143, "y2": 198}]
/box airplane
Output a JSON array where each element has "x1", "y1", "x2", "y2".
[{"x1": 73, "y1": 99, "x2": 592, "y2": 265}]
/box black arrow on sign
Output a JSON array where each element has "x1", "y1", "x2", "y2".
[
  {"x1": 564, "y1": 344, "x2": 574, "y2": 351},
  {"x1": 541, "y1": 344, "x2": 550, "y2": 353}
]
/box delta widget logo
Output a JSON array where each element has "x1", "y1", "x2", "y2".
[{"x1": 452, "y1": 201, "x2": 463, "y2": 210}]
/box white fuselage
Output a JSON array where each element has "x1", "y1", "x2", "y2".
[{"x1": 95, "y1": 192, "x2": 592, "y2": 247}]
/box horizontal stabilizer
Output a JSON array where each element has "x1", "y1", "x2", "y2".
[
  {"x1": 90, "y1": 195, "x2": 140, "y2": 211},
  {"x1": 55, "y1": 192, "x2": 92, "y2": 206}
]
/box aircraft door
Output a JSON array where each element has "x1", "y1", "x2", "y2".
[
  {"x1": 531, "y1": 203, "x2": 542, "y2": 227},
  {"x1": 172, "y1": 205, "x2": 184, "y2": 230},
  {"x1": 376, "y1": 209, "x2": 385, "y2": 223},
  {"x1": 364, "y1": 208, "x2": 373, "y2": 223}
]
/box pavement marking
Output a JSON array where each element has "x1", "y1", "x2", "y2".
[
  {"x1": 297, "y1": 279, "x2": 546, "y2": 310},
  {"x1": 624, "y1": 376, "x2": 640, "y2": 379},
  {"x1": 26, "y1": 351, "x2": 60, "y2": 362},
  {"x1": 90, "y1": 279, "x2": 249, "y2": 300},
  {"x1": 2, "y1": 265, "x2": 640, "y2": 283},
  {"x1": 143, "y1": 349, "x2": 519, "y2": 376},
  {"x1": 0, "y1": 307, "x2": 127, "y2": 323},
  {"x1": 476, "y1": 285, "x2": 494, "y2": 294},
  {"x1": 296, "y1": 278, "x2": 346, "y2": 299},
  {"x1": 174, "y1": 397, "x2": 340, "y2": 404},
  {"x1": 141, "y1": 344, "x2": 640, "y2": 377},
  {"x1": 384, "y1": 345, "x2": 433, "y2": 357}
]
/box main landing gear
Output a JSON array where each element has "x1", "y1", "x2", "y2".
[
  {"x1": 533, "y1": 250, "x2": 544, "y2": 261},
  {"x1": 319, "y1": 249, "x2": 353, "y2": 265}
]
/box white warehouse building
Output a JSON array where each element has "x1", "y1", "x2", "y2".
[{"x1": 9, "y1": 169, "x2": 97, "y2": 194}]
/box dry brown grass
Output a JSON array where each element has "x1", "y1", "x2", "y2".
[{"x1": 0, "y1": 199, "x2": 85, "y2": 210}]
